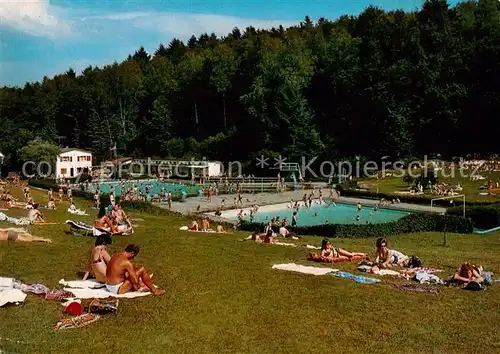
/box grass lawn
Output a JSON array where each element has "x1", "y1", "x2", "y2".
[
  {"x1": 1, "y1": 186, "x2": 499, "y2": 354},
  {"x1": 359, "y1": 169, "x2": 500, "y2": 203}
]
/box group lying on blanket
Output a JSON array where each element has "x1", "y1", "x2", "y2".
[
  {"x1": 245, "y1": 222, "x2": 301, "y2": 243},
  {"x1": 310, "y1": 237, "x2": 410, "y2": 266},
  {"x1": 82, "y1": 237, "x2": 164, "y2": 296},
  {"x1": 184, "y1": 218, "x2": 226, "y2": 233}
]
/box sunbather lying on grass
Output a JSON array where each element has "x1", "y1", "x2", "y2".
[
  {"x1": 0, "y1": 228, "x2": 52, "y2": 243},
  {"x1": 246, "y1": 229, "x2": 278, "y2": 243},
  {"x1": 375, "y1": 238, "x2": 409, "y2": 268},
  {"x1": 309, "y1": 239, "x2": 366, "y2": 262},
  {"x1": 453, "y1": 263, "x2": 484, "y2": 284}
]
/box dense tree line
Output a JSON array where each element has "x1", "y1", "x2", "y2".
[{"x1": 1, "y1": 0, "x2": 500, "y2": 174}]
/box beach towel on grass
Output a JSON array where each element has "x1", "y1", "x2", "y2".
[
  {"x1": 309, "y1": 253, "x2": 365, "y2": 263},
  {"x1": 0, "y1": 289, "x2": 27, "y2": 307},
  {"x1": 61, "y1": 280, "x2": 152, "y2": 299},
  {"x1": 329, "y1": 272, "x2": 381, "y2": 284},
  {"x1": 272, "y1": 263, "x2": 339, "y2": 276},
  {"x1": 275, "y1": 242, "x2": 297, "y2": 247},
  {"x1": 393, "y1": 283, "x2": 440, "y2": 294},
  {"x1": 59, "y1": 279, "x2": 106, "y2": 289}
]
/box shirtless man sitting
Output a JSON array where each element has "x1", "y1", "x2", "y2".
[
  {"x1": 106, "y1": 244, "x2": 165, "y2": 296},
  {"x1": 110, "y1": 204, "x2": 132, "y2": 232}
]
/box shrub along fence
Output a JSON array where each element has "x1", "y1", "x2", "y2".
[
  {"x1": 238, "y1": 213, "x2": 474, "y2": 238},
  {"x1": 448, "y1": 204, "x2": 500, "y2": 230}
]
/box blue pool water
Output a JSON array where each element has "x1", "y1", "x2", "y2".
[
  {"x1": 84, "y1": 180, "x2": 201, "y2": 199},
  {"x1": 234, "y1": 202, "x2": 411, "y2": 226}
]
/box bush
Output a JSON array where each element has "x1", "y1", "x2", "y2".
[
  {"x1": 238, "y1": 213, "x2": 473, "y2": 238},
  {"x1": 119, "y1": 200, "x2": 182, "y2": 217},
  {"x1": 448, "y1": 204, "x2": 500, "y2": 230}
]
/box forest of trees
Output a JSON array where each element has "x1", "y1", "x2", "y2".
[{"x1": 1, "y1": 0, "x2": 500, "y2": 174}]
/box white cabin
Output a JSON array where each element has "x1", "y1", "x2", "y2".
[{"x1": 55, "y1": 148, "x2": 92, "y2": 179}]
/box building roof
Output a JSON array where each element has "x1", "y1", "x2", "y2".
[
  {"x1": 59, "y1": 148, "x2": 92, "y2": 154},
  {"x1": 104, "y1": 157, "x2": 133, "y2": 165}
]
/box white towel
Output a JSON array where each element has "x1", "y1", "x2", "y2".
[
  {"x1": 272, "y1": 263, "x2": 339, "y2": 276},
  {"x1": 0, "y1": 277, "x2": 14, "y2": 288},
  {"x1": 60, "y1": 278, "x2": 152, "y2": 299},
  {"x1": 0, "y1": 289, "x2": 27, "y2": 307},
  {"x1": 275, "y1": 242, "x2": 297, "y2": 247},
  {"x1": 62, "y1": 287, "x2": 151, "y2": 299},
  {"x1": 305, "y1": 245, "x2": 321, "y2": 250},
  {"x1": 59, "y1": 279, "x2": 106, "y2": 289},
  {"x1": 376, "y1": 269, "x2": 400, "y2": 276}
]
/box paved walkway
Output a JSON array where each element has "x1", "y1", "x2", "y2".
[{"x1": 156, "y1": 189, "x2": 446, "y2": 216}]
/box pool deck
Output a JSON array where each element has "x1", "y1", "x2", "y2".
[{"x1": 157, "y1": 189, "x2": 446, "y2": 222}]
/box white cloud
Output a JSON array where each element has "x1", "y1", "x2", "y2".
[
  {"x1": 87, "y1": 11, "x2": 298, "y2": 40},
  {"x1": 0, "y1": 0, "x2": 72, "y2": 38}
]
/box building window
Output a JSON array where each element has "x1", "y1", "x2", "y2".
[
  {"x1": 87, "y1": 156, "x2": 91, "y2": 161},
  {"x1": 60, "y1": 156, "x2": 72, "y2": 162},
  {"x1": 60, "y1": 168, "x2": 67, "y2": 175},
  {"x1": 78, "y1": 156, "x2": 88, "y2": 162}
]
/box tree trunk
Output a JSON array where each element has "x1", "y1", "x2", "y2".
[
  {"x1": 194, "y1": 99, "x2": 199, "y2": 134},
  {"x1": 223, "y1": 91, "x2": 227, "y2": 131}
]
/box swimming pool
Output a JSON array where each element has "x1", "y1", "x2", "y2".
[
  {"x1": 215, "y1": 202, "x2": 411, "y2": 226},
  {"x1": 84, "y1": 179, "x2": 201, "y2": 199}
]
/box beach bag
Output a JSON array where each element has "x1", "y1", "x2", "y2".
[{"x1": 88, "y1": 299, "x2": 119, "y2": 314}]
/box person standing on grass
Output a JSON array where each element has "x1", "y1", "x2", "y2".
[{"x1": 106, "y1": 244, "x2": 165, "y2": 296}]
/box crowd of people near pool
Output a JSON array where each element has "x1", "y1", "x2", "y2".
[
  {"x1": 80, "y1": 179, "x2": 191, "y2": 207},
  {"x1": 0, "y1": 173, "x2": 496, "y2": 308},
  {"x1": 230, "y1": 187, "x2": 404, "y2": 226}
]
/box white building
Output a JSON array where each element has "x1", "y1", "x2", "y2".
[
  {"x1": 55, "y1": 148, "x2": 92, "y2": 179},
  {"x1": 132, "y1": 159, "x2": 223, "y2": 177}
]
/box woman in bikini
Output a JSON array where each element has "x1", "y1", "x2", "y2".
[
  {"x1": 94, "y1": 206, "x2": 117, "y2": 234},
  {"x1": 453, "y1": 262, "x2": 484, "y2": 285},
  {"x1": 317, "y1": 239, "x2": 367, "y2": 260},
  {"x1": 375, "y1": 238, "x2": 409, "y2": 268},
  {"x1": 83, "y1": 235, "x2": 112, "y2": 283},
  {"x1": 0, "y1": 228, "x2": 52, "y2": 243}
]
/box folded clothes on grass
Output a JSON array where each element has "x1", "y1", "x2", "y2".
[
  {"x1": 45, "y1": 289, "x2": 75, "y2": 301},
  {"x1": 55, "y1": 313, "x2": 101, "y2": 330}
]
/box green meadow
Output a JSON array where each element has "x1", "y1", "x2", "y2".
[{"x1": 1, "y1": 186, "x2": 499, "y2": 354}]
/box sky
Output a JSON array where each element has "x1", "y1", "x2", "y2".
[{"x1": 0, "y1": 0, "x2": 461, "y2": 87}]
